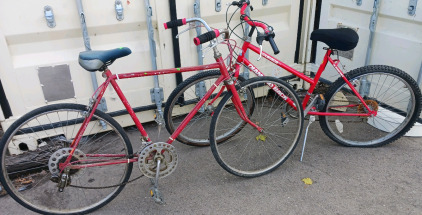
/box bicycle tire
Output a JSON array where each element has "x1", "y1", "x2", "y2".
[
  {"x1": 164, "y1": 70, "x2": 248, "y2": 146},
  {"x1": 0, "y1": 103, "x2": 133, "y2": 214},
  {"x1": 319, "y1": 65, "x2": 422, "y2": 147},
  {"x1": 210, "y1": 76, "x2": 304, "y2": 177}
]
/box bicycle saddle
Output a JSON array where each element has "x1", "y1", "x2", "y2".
[
  {"x1": 78, "y1": 47, "x2": 132, "y2": 72},
  {"x1": 310, "y1": 28, "x2": 359, "y2": 51}
]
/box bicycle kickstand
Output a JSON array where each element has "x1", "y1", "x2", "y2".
[
  {"x1": 300, "y1": 115, "x2": 315, "y2": 162},
  {"x1": 150, "y1": 159, "x2": 165, "y2": 204}
]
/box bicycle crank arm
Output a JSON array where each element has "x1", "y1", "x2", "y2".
[{"x1": 150, "y1": 159, "x2": 165, "y2": 204}]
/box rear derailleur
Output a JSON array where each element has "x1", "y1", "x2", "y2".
[{"x1": 50, "y1": 168, "x2": 71, "y2": 192}]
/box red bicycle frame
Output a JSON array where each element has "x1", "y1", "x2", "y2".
[
  {"x1": 233, "y1": 40, "x2": 376, "y2": 117},
  {"x1": 60, "y1": 54, "x2": 263, "y2": 171}
]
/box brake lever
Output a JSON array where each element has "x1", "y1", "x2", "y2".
[
  {"x1": 176, "y1": 22, "x2": 196, "y2": 39},
  {"x1": 256, "y1": 32, "x2": 265, "y2": 61},
  {"x1": 200, "y1": 36, "x2": 224, "y2": 58},
  {"x1": 257, "y1": 45, "x2": 263, "y2": 61}
]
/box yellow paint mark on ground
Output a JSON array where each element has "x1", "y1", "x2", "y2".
[
  {"x1": 302, "y1": 178, "x2": 313, "y2": 185},
  {"x1": 256, "y1": 134, "x2": 266, "y2": 141}
]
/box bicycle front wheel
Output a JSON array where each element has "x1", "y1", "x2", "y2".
[
  {"x1": 164, "y1": 70, "x2": 247, "y2": 146},
  {"x1": 319, "y1": 65, "x2": 422, "y2": 147},
  {"x1": 0, "y1": 103, "x2": 133, "y2": 214},
  {"x1": 210, "y1": 77, "x2": 304, "y2": 178}
]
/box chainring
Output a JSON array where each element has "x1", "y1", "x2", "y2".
[
  {"x1": 138, "y1": 142, "x2": 178, "y2": 179},
  {"x1": 48, "y1": 148, "x2": 86, "y2": 176}
]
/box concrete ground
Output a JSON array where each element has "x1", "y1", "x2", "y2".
[{"x1": 1, "y1": 120, "x2": 421, "y2": 214}]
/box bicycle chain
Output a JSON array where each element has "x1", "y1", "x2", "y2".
[{"x1": 69, "y1": 175, "x2": 144, "y2": 190}]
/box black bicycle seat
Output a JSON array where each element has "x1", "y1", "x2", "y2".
[
  {"x1": 79, "y1": 47, "x2": 132, "y2": 72},
  {"x1": 310, "y1": 28, "x2": 359, "y2": 51}
]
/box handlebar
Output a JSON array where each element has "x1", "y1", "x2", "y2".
[
  {"x1": 164, "y1": 18, "x2": 187, "y2": 29},
  {"x1": 235, "y1": 0, "x2": 280, "y2": 55},
  {"x1": 163, "y1": 2, "x2": 280, "y2": 54}
]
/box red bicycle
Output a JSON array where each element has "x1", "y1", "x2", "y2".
[
  {"x1": 0, "y1": 14, "x2": 304, "y2": 214},
  {"x1": 164, "y1": 0, "x2": 422, "y2": 157}
]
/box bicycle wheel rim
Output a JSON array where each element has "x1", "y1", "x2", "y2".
[
  {"x1": 211, "y1": 77, "x2": 303, "y2": 177},
  {"x1": 0, "y1": 105, "x2": 132, "y2": 214},
  {"x1": 323, "y1": 72, "x2": 416, "y2": 146}
]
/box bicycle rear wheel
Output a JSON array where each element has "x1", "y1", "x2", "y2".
[
  {"x1": 210, "y1": 77, "x2": 304, "y2": 177},
  {"x1": 0, "y1": 103, "x2": 133, "y2": 214},
  {"x1": 164, "y1": 70, "x2": 248, "y2": 146},
  {"x1": 320, "y1": 65, "x2": 422, "y2": 147}
]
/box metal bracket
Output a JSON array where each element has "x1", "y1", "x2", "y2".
[
  {"x1": 365, "y1": 0, "x2": 381, "y2": 66},
  {"x1": 194, "y1": 0, "x2": 203, "y2": 66},
  {"x1": 44, "y1": 6, "x2": 56, "y2": 28},
  {"x1": 76, "y1": 0, "x2": 108, "y2": 116},
  {"x1": 263, "y1": 0, "x2": 268, "y2": 6},
  {"x1": 358, "y1": 78, "x2": 371, "y2": 97},
  {"x1": 99, "y1": 98, "x2": 108, "y2": 112},
  {"x1": 215, "y1": 0, "x2": 222, "y2": 12},
  {"x1": 356, "y1": 0, "x2": 362, "y2": 6},
  {"x1": 408, "y1": 0, "x2": 418, "y2": 16},
  {"x1": 194, "y1": 0, "x2": 207, "y2": 112},
  {"x1": 195, "y1": 82, "x2": 206, "y2": 98},
  {"x1": 195, "y1": 81, "x2": 207, "y2": 112},
  {"x1": 242, "y1": 7, "x2": 251, "y2": 80},
  {"x1": 115, "y1": 0, "x2": 124, "y2": 21},
  {"x1": 145, "y1": 3, "x2": 157, "y2": 59},
  {"x1": 144, "y1": 0, "x2": 164, "y2": 122},
  {"x1": 150, "y1": 88, "x2": 164, "y2": 103}
]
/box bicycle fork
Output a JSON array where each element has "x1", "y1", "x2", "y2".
[{"x1": 227, "y1": 80, "x2": 264, "y2": 132}]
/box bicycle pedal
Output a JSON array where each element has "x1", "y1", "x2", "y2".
[
  {"x1": 281, "y1": 112, "x2": 289, "y2": 127},
  {"x1": 150, "y1": 187, "x2": 165, "y2": 205},
  {"x1": 315, "y1": 94, "x2": 325, "y2": 111}
]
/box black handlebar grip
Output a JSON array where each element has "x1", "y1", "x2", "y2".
[
  {"x1": 193, "y1": 30, "x2": 219, "y2": 46},
  {"x1": 164, "y1": 18, "x2": 186, "y2": 29},
  {"x1": 268, "y1": 36, "x2": 280, "y2": 55}
]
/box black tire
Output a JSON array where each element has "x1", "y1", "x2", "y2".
[
  {"x1": 319, "y1": 65, "x2": 422, "y2": 147},
  {"x1": 0, "y1": 103, "x2": 133, "y2": 214},
  {"x1": 164, "y1": 70, "x2": 247, "y2": 146},
  {"x1": 210, "y1": 77, "x2": 304, "y2": 177}
]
